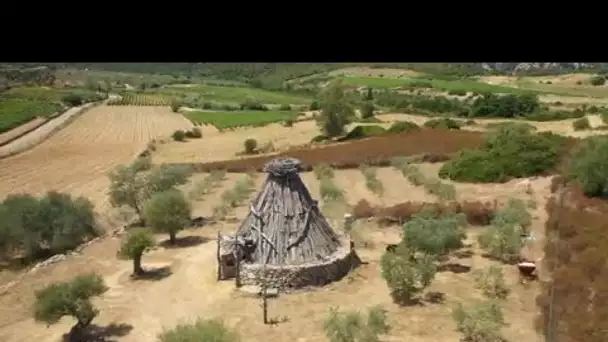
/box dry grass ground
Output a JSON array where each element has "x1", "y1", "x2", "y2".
[
  {"x1": 0, "y1": 105, "x2": 192, "y2": 217},
  {"x1": 328, "y1": 67, "x2": 424, "y2": 79},
  {"x1": 0, "y1": 167, "x2": 549, "y2": 342}
]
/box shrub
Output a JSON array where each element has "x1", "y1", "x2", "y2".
[
  {"x1": 158, "y1": 318, "x2": 240, "y2": 342},
  {"x1": 279, "y1": 104, "x2": 292, "y2": 111},
  {"x1": 240, "y1": 98, "x2": 268, "y2": 111},
  {"x1": 118, "y1": 229, "x2": 156, "y2": 276},
  {"x1": 424, "y1": 179, "x2": 457, "y2": 201},
  {"x1": 381, "y1": 245, "x2": 436, "y2": 305},
  {"x1": 323, "y1": 306, "x2": 390, "y2": 342},
  {"x1": 360, "y1": 165, "x2": 384, "y2": 196},
  {"x1": 448, "y1": 89, "x2": 467, "y2": 96},
  {"x1": 473, "y1": 266, "x2": 510, "y2": 299},
  {"x1": 61, "y1": 93, "x2": 84, "y2": 107},
  {"x1": 172, "y1": 129, "x2": 186, "y2": 141},
  {"x1": 470, "y1": 93, "x2": 540, "y2": 118},
  {"x1": 423, "y1": 118, "x2": 461, "y2": 130},
  {"x1": 452, "y1": 300, "x2": 506, "y2": 342},
  {"x1": 484, "y1": 122, "x2": 536, "y2": 132},
  {"x1": 143, "y1": 189, "x2": 191, "y2": 244},
  {"x1": 243, "y1": 138, "x2": 258, "y2": 154},
  {"x1": 361, "y1": 101, "x2": 375, "y2": 119},
  {"x1": 568, "y1": 136, "x2": 608, "y2": 198},
  {"x1": 590, "y1": 75, "x2": 606, "y2": 86},
  {"x1": 526, "y1": 109, "x2": 585, "y2": 121},
  {"x1": 170, "y1": 99, "x2": 182, "y2": 113},
  {"x1": 34, "y1": 274, "x2": 108, "y2": 339},
  {"x1": 402, "y1": 211, "x2": 466, "y2": 257},
  {"x1": 572, "y1": 117, "x2": 591, "y2": 131},
  {"x1": 320, "y1": 178, "x2": 344, "y2": 202},
  {"x1": 313, "y1": 164, "x2": 335, "y2": 180},
  {"x1": 439, "y1": 127, "x2": 560, "y2": 183},
  {"x1": 187, "y1": 127, "x2": 202, "y2": 138},
  {"x1": 339, "y1": 125, "x2": 386, "y2": 141},
  {"x1": 478, "y1": 220, "x2": 524, "y2": 264},
  {"x1": 310, "y1": 100, "x2": 320, "y2": 111},
  {"x1": 387, "y1": 121, "x2": 419, "y2": 134}
]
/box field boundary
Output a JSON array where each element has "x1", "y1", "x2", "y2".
[{"x1": 0, "y1": 101, "x2": 103, "y2": 159}]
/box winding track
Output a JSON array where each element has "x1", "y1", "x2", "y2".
[{"x1": 0, "y1": 105, "x2": 192, "y2": 215}]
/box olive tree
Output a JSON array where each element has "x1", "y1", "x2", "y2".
[
  {"x1": 118, "y1": 229, "x2": 156, "y2": 276},
  {"x1": 323, "y1": 305, "x2": 390, "y2": 342},
  {"x1": 34, "y1": 273, "x2": 108, "y2": 340},
  {"x1": 402, "y1": 211, "x2": 467, "y2": 258},
  {"x1": 143, "y1": 189, "x2": 191, "y2": 244},
  {"x1": 568, "y1": 136, "x2": 608, "y2": 198},
  {"x1": 108, "y1": 157, "x2": 191, "y2": 224},
  {"x1": 380, "y1": 245, "x2": 436, "y2": 305},
  {"x1": 316, "y1": 81, "x2": 355, "y2": 138}
]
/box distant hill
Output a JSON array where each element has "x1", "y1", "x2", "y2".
[{"x1": 0, "y1": 65, "x2": 56, "y2": 91}]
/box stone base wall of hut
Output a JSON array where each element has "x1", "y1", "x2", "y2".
[{"x1": 239, "y1": 247, "x2": 361, "y2": 290}]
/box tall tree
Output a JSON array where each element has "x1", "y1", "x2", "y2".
[
  {"x1": 316, "y1": 81, "x2": 355, "y2": 138},
  {"x1": 143, "y1": 189, "x2": 191, "y2": 244}
]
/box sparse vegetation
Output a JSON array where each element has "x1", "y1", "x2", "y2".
[
  {"x1": 473, "y1": 266, "x2": 510, "y2": 299},
  {"x1": 323, "y1": 306, "x2": 390, "y2": 342},
  {"x1": 478, "y1": 199, "x2": 530, "y2": 263},
  {"x1": 187, "y1": 170, "x2": 226, "y2": 200},
  {"x1": 158, "y1": 318, "x2": 240, "y2": 342},
  {"x1": 452, "y1": 300, "x2": 507, "y2": 342},
  {"x1": 381, "y1": 244, "x2": 436, "y2": 305},
  {"x1": 423, "y1": 118, "x2": 462, "y2": 130},
  {"x1": 572, "y1": 117, "x2": 591, "y2": 130},
  {"x1": 360, "y1": 165, "x2": 384, "y2": 196}
]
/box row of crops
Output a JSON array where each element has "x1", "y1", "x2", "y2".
[
  {"x1": 0, "y1": 87, "x2": 104, "y2": 133},
  {"x1": 0, "y1": 98, "x2": 62, "y2": 133},
  {"x1": 183, "y1": 110, "x2": 298, "y2": 129},
  {"x1": 107, "y1": 93, "x2": 172, "y2": 106}
]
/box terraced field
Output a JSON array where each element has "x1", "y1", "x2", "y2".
[{"x1": 0, "y1": 105, "x2": 192, "y2": 215}]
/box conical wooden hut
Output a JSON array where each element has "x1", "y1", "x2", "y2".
[{"x1": 217, "y1": 158, "x2": 360, "y2": 289}]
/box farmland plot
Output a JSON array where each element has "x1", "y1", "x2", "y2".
[{"x1": 0, "y1": 105, "x2": 192, "y2": 215}]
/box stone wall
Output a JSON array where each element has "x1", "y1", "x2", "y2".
[{"x1": 239, "y1": 246, "x2": 361, "y2": 290}]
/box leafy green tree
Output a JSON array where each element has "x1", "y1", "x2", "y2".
[
  {"x1": 118, "y1": 229, "x2": 156, "y2": 276},
  {"x1": 361, "y1": 101, "x2": 375, "y2": 119},
  {"x1": 402, "y1": 211, "x2": 466, "y2": 257},
  {"x1": 158, "y1": 318, "x2": 240, "y2": 342},
  {"x1": 34, "y1": 274, "x2": 108, "y2": 340},
  {"x1": 108, "y1": 157, "x2": 191, "y2": 224},
  {"x1": 143, "y1": 189, "x2": 191, "y2": 244},
  {"x1": 364, "y1": 88, "x2": 374, "y2": 101},
  {"x1": 380, "y1": 245, "x2": 436, "y2": 305},
  {"x1": 568, "y1": 136, "x2": 608, "y2": 198},
  {"x1": 316, "y1": 81, "x2": 355, "y2": 138}
]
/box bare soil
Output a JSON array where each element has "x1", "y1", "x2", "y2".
[
  {"x1": 0, "y1": 117, "x2": 48, "y2": 146},
  {"x1": 0, "y1": 168, "x2": 549, "y2": 342}
]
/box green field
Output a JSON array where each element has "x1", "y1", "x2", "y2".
[
  {"x1": 0, "y1": 99, "x2": 62, "y2": 132},
  {"x1": 184, "y1": 110, "x2": 298, "y2": 129},
  {"x1": 339, "y1": 76, "x2": 544, "y2": 95},
  {"x1": 161, "y1": 84, "x2": 312, "y2": 105}
]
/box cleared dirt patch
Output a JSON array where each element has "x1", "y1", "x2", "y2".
[{"x1": 0, "y1": 105, "x2": 192, "y2": 216}]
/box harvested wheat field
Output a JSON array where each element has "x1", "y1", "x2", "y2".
[
  {"x1": 0, "y1": 166, "x2": 549, "y2": 342},
  {"x1": 0, "y1": 105, "x2": 192, "y2": 215}
]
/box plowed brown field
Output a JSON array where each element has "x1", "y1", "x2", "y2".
[
  {"x1": 183, "y1": 129, "x2": 484, "y2": 172},
  {"x1": 0, "y1": 106, "x2": 192, "y2": 216}
]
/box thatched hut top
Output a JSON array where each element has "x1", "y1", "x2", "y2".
[{"x1": 234, "y1": 158, "x2": 342, "y2": 265}]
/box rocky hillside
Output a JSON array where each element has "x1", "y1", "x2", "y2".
[{"x1": 479, "y1": 63, "x2": 608, "y2": 75}]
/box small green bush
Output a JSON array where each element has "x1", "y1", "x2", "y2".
[
  {"x1": 61, "y1": 93, "x2": 84, "y2": 107},
  {"x1": 310, "y1": 100, "x2": 320, "y2": 111},
  {"x1": 158, "y1": 318, "x2": 240, "y2": 342},
  {"x1": 402, "y1": 211, "x2": 466, "y2": 257},
  {"x1": 452, "y1": 300, "x2": 506, "y2": 342},
  {"x1": 279, "y1": 104, "x2": 292, "y2": 111},
  {"x1": 170, "y1": 99, "x2": 182, "y2": 113},
  {"x1": 323, "y1": 306, "x2": 390, "y2": 342},
  {"x1": 424, "y1": 118, "x2": 461, "y2": 130},
  {"x1": 568, "y1": 136, "x2": 608, "y2": 198},
  {"x1": 590, "y1": 75, "x2": 606, "y2": 86},
  {"x1": 473, "y1": 266, "x2": 510, "y2": 299},
  {"x1": 172, "y1": 130, "x2": 186, "y2": 141},
  {"x1": 572, "y1": 117, "x2": 591, "y2": 131},
  {"x1": 243, "y1": 138, "x2": 258, "y2": 154},
  {"x1": 387, "y1": 121, "x2": 419, "y2": 134},
  {"x1": 189, "y1": 127, "x2": 202, "y2": 138},
  {"x1": 381, "y1": 245, "x2": 436, "y2": 305},
  {"x1": 339, "y1": 125, "x2": 386, "y2": 141},
  {"x1": 320, "y1": 178, "x2": 344, "y2": 202},
  {"x1": 314, "y1": 164, "x2": 335, "y2": 180}
]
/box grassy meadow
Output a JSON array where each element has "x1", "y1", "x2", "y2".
[{"x1": 183, "y1": 110, "x2": 298, "y2": 129}]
